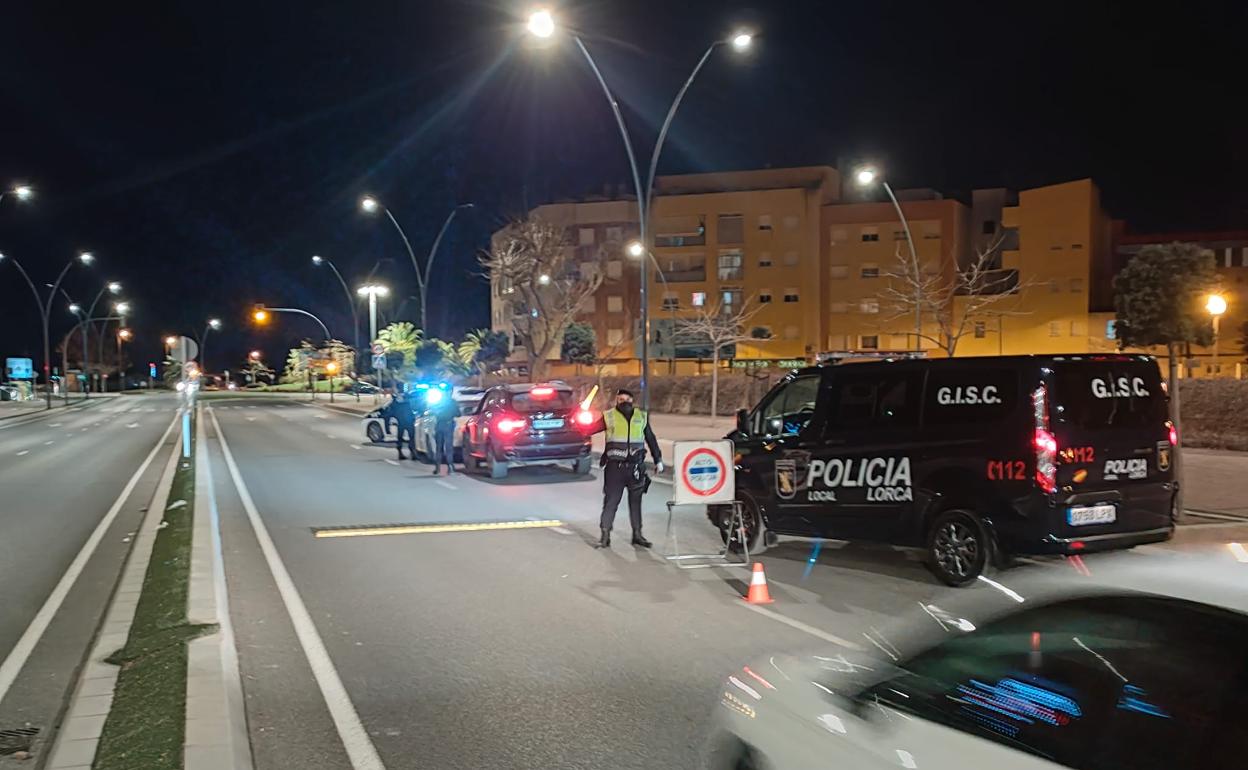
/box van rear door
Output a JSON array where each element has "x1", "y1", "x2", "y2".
[{"x1": 1048, "y1": 358, "x2": 1174, "y2": 530}]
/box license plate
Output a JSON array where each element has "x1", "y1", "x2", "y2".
[
  {"x1": 531, "y1": 418, "x2": 564, "y2": 430},
  {"x1": 1068, "y1": 504, "x2": 1116, "y2": 526}
]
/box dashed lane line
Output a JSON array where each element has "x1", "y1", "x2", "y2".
[
  {"x1": 434, "y1": 479, "x2": 457, "y2": 491},
  {"x1": 16, "y1": 450, "x2": 29, "y2": 456},
  {"x1": 384, "y1": 459, "x2": 400, "y2": 466},
  {"x1": 43, "y1": 440, "x2": 54, "y2": 445}
]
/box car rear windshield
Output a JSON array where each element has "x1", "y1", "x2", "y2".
[
  {"x1": 1053, "y1": 360, "x2": 1166, "y2": 429},
  {"x1": 510, "y1": 390, "x2": 576, "y2": 413}
]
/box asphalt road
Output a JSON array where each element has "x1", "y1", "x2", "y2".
[
  {"x1": 0, "y1": 393, "x2": 181, "y2": 763},
  {"x1": 206, "y1": 396, "x2": 1065, "y2": 770}
]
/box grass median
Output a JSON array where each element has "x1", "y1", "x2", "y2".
[{"x1": 94, "y1": 410, "x2": 215, "y2": 770}]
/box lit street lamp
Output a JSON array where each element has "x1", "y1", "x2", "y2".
[
  {"x1": 359, "y1": 196, "x2": 472, "y2": 333},
  {"x1": 525, "y1": 8, "x2": 753, "y2": 407},
  {"x1": 313, "y1": 254, "x2": 361, "y2": 361},
  {"x1": 0, "y1": 183, "x2": 34, "y2": 206},
  {"x1": 855, "y1": 166, "x2": 922, "y2": 349},
  {"x1": 357, "y1": 284, "x2": 390, "y2": 387},
  {"x1": 1207, "y1": 293, "x2": 1228, "y2": 374},
  {"x1": 0, "y1": 250, "x2": 95, "y2": 407},
  {"x1": 250, "y1": 304, "x2": 332, "y2": 342},
  {"x1": 198, "y1": 318, "x2": 222, "y2": 373}
]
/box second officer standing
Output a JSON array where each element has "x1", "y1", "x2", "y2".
[{"x1": 590, "y1": 388, "x2": 664, "y2": 549}]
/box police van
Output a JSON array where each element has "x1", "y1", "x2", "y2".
[{"x1": 712, "y1": 355, "x2": 1177, "y2": 585}]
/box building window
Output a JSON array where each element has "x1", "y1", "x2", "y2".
[
  {"x1": 654, "y1": 215, "x2": 706, "y2": 247},
  {"x1": 830, "y1": 302, "x2": 848, "y2": 314},
  {"x1": 759, "y1": 289, "x2": 773, "y2": 303},
  {"x1": 974, "y1": 321, "x2": 986, "y2": 338},
  {"x1": 861, "y1": 227, "x2": 880, "y2": 242},
  {"x1": 783, "y1": 289, "x2": 800, "y2": 303},
  {"x1": 982, "y1": 220, "x2": 997, "y2": 235},
  {"x1": 691, "y1": 291, "x2": 706, "y2": 307},
  {"x1": 1049, "y1": 321, "x2": 1062, "y2": 337},
  {"x1": 607, "y1": 328, "x2": 624, "y2": 346},
  {"x1": 1069, "y1": 278, "x2": 1084, "y2": 292},
  {"x1": 861, "y1": 263, "x2": 880, "y2": 279},
  {"x1": 606, "y1": 260, "x2": 623, "y2": 279},
  {"x1": 605, "y1": 226, "x2": 623, "y2": 242},
  {"x1": 607, "y1": 295, "x2": 623, "y2": 313},
  {"x1": 860, "y1": 335, "x2": 879, "y2": 350},
  {"x1": 783, "y1": 251, "x2": 800, "y2": 267},
  {"x1": 661, "y1": 293, "x2": 679, "y2": 311},
  {"x1": 783, "y1": 215, "x2": 799, "y2": 230},
  {"x1": 579, "y1": 227, "x2": 595, "y2": 246},
  {"x1": 758, "y1": 214, "x2": 773, "y2": 231},
  {"x1": 829, "y1": 265, "x2": 849, "y2": 279},
  {"x1": 717, "y1": 249, "x2": 744, "y2": 281},
  {"x1": 717, "y1": 214, "x2": 745, "y2": 244},
  {"x1": 784, "y1": 325, "x2": 800, "y2": 340},
  {"x1": 861, "y1": 298, "x2": 880, "y2": 314},
  {"x1": 893, "y1": 229, "x2": 908, "y2": 241},
  {"x1": 758, "y1": 252, "x2": 773, "y2": 267},
  {"x1": 721, "y1": 289, "x2": 743, "y2": 309}
]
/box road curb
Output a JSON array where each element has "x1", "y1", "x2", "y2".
[
  {"x1": 43, "y1": 426, "x2": 181, "y2": 770},
  {"x1": 185, "y1": 404, "x2": 254, "y2": 770}
]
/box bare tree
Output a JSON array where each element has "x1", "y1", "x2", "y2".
[
  {"x1": 592, "y1": 316, "x2": 639, "y2": 392},
  {"x1": 482, "y1": 218, "x2": 607, "y2": 380},
  {"x1": 675, "y1": 299, "x2": 769, "y2": 420},
  {"x1": 877, "y1": 234, "x2": 1028, "y2": 356}
]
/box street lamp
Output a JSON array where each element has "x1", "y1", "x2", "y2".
[
  {"x1": 312, "y1": 254, "x2": 361, "y2": 360},
  {"x1": 538, "y1": 273, "x2": 551, "y2": 285},
  {"x1": 199, "y1": 318, "x2": 222, "y2": 373},
  {"x1": 855, "y1": 165, "x2": 921, "y2": 350},
  {"x1": 166, "y1": 335, "x2": 179, "y2": 347},
  {"x1": 360, "y1": 196, "x2": 472, "y2": 333},
  {"x1": 1207, "y1": 293, "x2": 1228, "y2": 374},
  {"x1": 526, "y1": 10, "x2": 753, "y2": 408},
  {"x1": 357, "y1": 284, "x2": 390, "y2": 387},
  {"x1": 250, "y1": 304, "x2": 332, "y2": 341},
  {"x1": 0, "y1": 250, "x2": 96, "y2": 407},
  {"x1": 1, "y1": 184, "x2": 34, "y2": 205}
]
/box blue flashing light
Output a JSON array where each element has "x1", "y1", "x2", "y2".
[{"x1": 425, "y1": 388, "x2": 444, "y2": 405}]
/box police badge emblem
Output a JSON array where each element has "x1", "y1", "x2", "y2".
[{"x1": 775, "y1": 459, "x2": 797, "y2": 500}]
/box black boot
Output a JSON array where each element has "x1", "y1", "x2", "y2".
[
  {"x1": 631, "y1": 532, "x2": 652, "y2": 548},
  {"x1": 596, "y1": 528, "x2": 611, "y2": 548}
]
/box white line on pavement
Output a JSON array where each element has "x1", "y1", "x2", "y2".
[
  {"x1": 15, "y1": 450, "x2": 29, "y2": 456},
  {"x1": 0, "y1": 411, "x2": 179, "y2": 705},
  {"x1": 552, "y1": 527, "x2": 573, "y2": 535},
  {"x1": 349, "y1": 444, "x2": 361, "y2": 450},
  {"x1": 127, "y1": 422, "x2": 139, "y2": 428},
  {"x1": 43, "y1": 440, "x2": 53, "y2": 445},
  {"x1": 49, "y1": 423, "x2": 62, "y2": 427},
  {"x1": 740, "y1": 603, "x2": 863, "y2": 651},
  {"x1": 384, "y1": 459, "x2": 400, "y2": 466},
  {"x1": 434, "y1": 480, "x2": 457, "y2": 490},
  {"x1": 208, "y1": 409, "x2": 386, "y2": 770},
  {"x1": 326, "y1": 434, "x2": 337, "y2": 440}
]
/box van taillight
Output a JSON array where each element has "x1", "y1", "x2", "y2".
[
  {"x1": 1165, "y1": 420, "x2": 1178, "y2": 446},
  {"x1": 1032, "y1": 384, "x2": 1057, "y2": 494}
]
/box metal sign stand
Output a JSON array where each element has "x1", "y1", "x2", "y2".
[{"x1": 663, "y1": 499, "x2": 750, "y2": 570}]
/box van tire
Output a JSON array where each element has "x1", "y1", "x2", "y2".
[
  {"x1": 926, "y1": 508, "x2": 989, "y2": 587},
  {"x1": 719, "y1": 495, "x2": 768, "y2": 555}
]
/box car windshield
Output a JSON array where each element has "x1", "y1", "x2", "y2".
[{"x1": 510, "y1": 390, "x2": 576, "y2": 412}]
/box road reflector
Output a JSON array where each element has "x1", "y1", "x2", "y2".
[{"x1": 313, "y1": 519, "x2": 565, "y2": 539}]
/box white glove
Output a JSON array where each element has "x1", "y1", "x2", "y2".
[{"x1": 655, "y1": 461, "x2": 666, "y2": 474}]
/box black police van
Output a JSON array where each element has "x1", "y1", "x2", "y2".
[{"x1": 711, "y1": 354, "x2": 1177, "y2": 586}]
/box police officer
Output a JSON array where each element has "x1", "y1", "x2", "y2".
[
  {"x1": 431, "y1": 389, "x2": 457, "y2": 475},
  {"x1": 391, "y1": 387, "x2": 416, "y2": 461},
  {"x1": 592, "y1": 388, "x2": 664, "y2": 548}
]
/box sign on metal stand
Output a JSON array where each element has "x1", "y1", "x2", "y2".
[{"x1": 664, "y1": 440, "x2": 749, "y2": 569}]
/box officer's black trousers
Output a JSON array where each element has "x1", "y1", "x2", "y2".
[
  {"x1": 600, "y1": 460, "x2": 644, "y2": 533},
  {"x1": 396, "y1": 422, "x2": 415, "y2": 458}
]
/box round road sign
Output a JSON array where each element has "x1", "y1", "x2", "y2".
[
  {"x1": 680, "y1": 447, "x2": 728, "y2": 498},
  {"x1": 371, "y1": 342, "x2": 385, "y2": 356}
]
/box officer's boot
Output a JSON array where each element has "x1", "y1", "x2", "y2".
[
  {"x1": 631, "y1": 531, "x2": 652, "y2": 548},
  {"x1": 596, "y1": 528, "x2": 611, "y2": 548}
]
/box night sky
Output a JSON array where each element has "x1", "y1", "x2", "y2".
[{"x1": 1, "y1": 0, "x2": 1242, "y2": 375}]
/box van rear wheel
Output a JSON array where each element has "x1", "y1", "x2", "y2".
[{"x1": 926, "y1": 509, "x2": 988, "y2": 587}]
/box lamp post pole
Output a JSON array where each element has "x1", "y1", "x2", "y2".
[{"x1": 313, "y1": 255, "x2": 361, "y2": 360}]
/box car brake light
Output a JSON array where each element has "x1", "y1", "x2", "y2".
[
  {"x1": 496, "y1": 417, "x2": 526, "y2": 434},
  {"x1": 575, "y1": 409, "x2": 595, "y2": 427},
  {"x1": 530, "y1": 386, "x2": 555, "y2": 398},
  {"x1": 1166, "y1": 420, "x2": 1178, "y2": 446},
  {"x1": 1032, "y1": 384, "x2": 1057, "y2": 494}
]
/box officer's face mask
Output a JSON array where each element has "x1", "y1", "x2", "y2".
[{"x1": 616, "y1": 399, "x2": 634, "y2": 418}]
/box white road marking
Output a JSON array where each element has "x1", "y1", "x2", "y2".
[
  {"x1": 209, "y1": 409, "x2": 386, "y2": 770},
  {"x1": 49, "y1": 423, "x2": 62, "y2": 428},
  {"x1": 316, "y1": 415, "x2": 329, "y2": 420},
  {"x1": 0, "y1": 412, "x2": 179, "y2": 705},
  {"x1": 552, "y1": 527, "x2": 573, "y2": 535},
  {"x1": 126, "y1": 422, "x2": 139, "y2": 428},
  {"x1": 384, "y1": 459, "x2": 400, "y2": 466},
  {"x1": 43, "y1": 441, "x2": 54, "y2": 445},
  {"x1": 16, "y1": 450, "x2": 29, "y2": 456},
  {"x1": 246, "y1": 417, "x2": 256, "y2": 422},
  {"x1": 434, "y1": 480, "x2": 457, "y2": 491},
  {"x1": 740, "y1": 603, "x2": 863, "y2": 650},
  {"x1": 349, "y1": 444, "x2": 361, "y2": 450},
  {"x1": 326, "y1": 434, "x2": 337, "y2": 440}
]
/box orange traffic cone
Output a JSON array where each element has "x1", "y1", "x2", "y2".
[{"x1": 744, "y1": 562, "x2": 774, "y2": 604}]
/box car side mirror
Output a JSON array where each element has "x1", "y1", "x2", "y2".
[{"x1": 735, "y1": 408, "x2": 750, "y2": 436}]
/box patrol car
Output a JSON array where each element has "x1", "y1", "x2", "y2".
[{"x1": 711, "y1": 355, "x2": 1177, "y2": 585}]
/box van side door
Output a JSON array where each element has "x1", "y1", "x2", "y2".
[
  {"x1": 809, "y1": 367, "x2": 922, "y2": 542},
  {"x1": 739, "y1": 373, "x2": 826, "y2": 533}
]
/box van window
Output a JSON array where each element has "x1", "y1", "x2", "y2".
[
  {"x1": 925, "y1": 369, "x2": 1019, "y2": 424},
  {"x1": 1054, "y1": 362, "x2": 1165, "y2": 429},
  {"x1": 826, "y1": 370, "x2": 920, "y2": 431},
  {"x1": 752, "y1": 375, "x2": 821, "y2": 437}
]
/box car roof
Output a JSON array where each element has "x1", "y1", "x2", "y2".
[
  {"x1": 504, "y1": 383, "x2": 573, "y2": 394},
  {"x1": 792, "y1": 353, "x2": 1159, "y2": 378}
]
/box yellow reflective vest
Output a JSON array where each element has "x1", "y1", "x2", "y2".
[{"x1": 603, "y1": 407, "x2": 649, "y2": 460}]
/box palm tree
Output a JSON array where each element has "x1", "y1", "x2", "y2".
[{"x1": 375, "y1": 322, "x2": 423, "y2": 368}]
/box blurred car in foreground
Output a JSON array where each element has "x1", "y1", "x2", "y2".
[
  {"x1": 706, "y1": 553, "x2": 1248, "y2": 769},
  {"x1": 414, "y1": 386, "x2": 484, "y2": 462},
  {"x1": 462, "y1": 382, "x2": 595, "y2": 479}
]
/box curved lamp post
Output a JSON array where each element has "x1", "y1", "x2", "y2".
[
  {"x1": 855, "y1": 166, "x2": 922, "y2": 350},
  {"x1": 312, "y1": 254, "x2": 361, "y2": 359}
]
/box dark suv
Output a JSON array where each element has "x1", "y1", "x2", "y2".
[
  {"x1": 462, "y1": 383, "x2": 595, "y2": 479},
  {"x1": 711, "y1": 354, "x2": 1177, "y2": 585}
]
